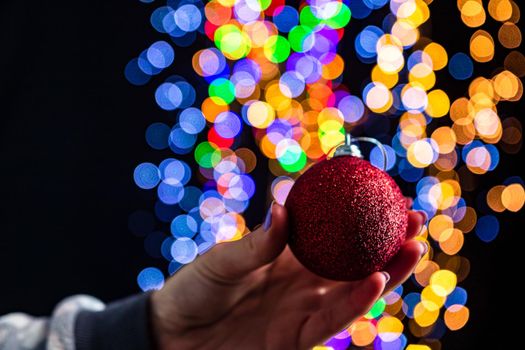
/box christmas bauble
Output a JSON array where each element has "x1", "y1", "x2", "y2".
[{"x1": 285, "y1": 155, "x2": 408, "y2": 281}]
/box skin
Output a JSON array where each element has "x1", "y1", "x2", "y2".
[{"x1": 151, "y1": 203, "x2": 426, "y2": 350}]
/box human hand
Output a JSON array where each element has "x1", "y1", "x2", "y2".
[{"x1": 151, "y1": 203, "x2": 426, "y2": 350}]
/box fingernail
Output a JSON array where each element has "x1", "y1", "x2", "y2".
[
  {"x1": 417, "y1": 224, "x2": 426, "y2": 236},
  {"x1": 420, "y1": 242, "x2": 428, "y2": 256},
  {"x1": 263, "y1": 202, "x2": 274, "y2": 231},
  {"x1": 380, "y1": 271, "x2": 390, "y2": 283},
  {"x1": 418, "y1": 211, "x2": 428, "y2": 223}
]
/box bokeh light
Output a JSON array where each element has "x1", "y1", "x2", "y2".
[
  {"x1": 129, "y1": 0, "x2": 524, "y2": 348},
  {"x1": 137, "y1": 267, "x2": 165, "y2": 291}
]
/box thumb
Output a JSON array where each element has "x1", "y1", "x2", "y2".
[{"x1": 195, "y1": 202, "x2": 289, "y2": 281}]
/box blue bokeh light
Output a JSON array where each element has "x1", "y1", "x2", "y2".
[
  {"x1": 145, "y1": 122, "x2": 170, "y2": 150},
  {"x1": 445, "y1": 287, "x2": 468, "y2": 308},
  {"x1": 137, "y1": 267, "x2": 165, "y2": 291},
  {"x1": 169, "y1": 127, "x2": 197, "y2": 150},
  {"x1": 363, "y1": 0, "x2": 389, "y2": 10},
  {"x1": 134, "y1": 162, "x2": 161, "y2": 189},
  {"x1": 273, "y1": 6, "x2": 299, "y2": 33},
  {"x1": 179, "y1": 107, "x2": 206, "y2": 135},
  {"x1": 402, "y1": 292, "x2": 421, "y2": 318},
  {"x1": 214, "y1": 111, "x2": 242, "y2": 138},
  {"x1": 370, "y1": 144, "x2": 396, "y2": 171},
  {"x1": 125, "y1": 58, "x2": 151, "y2": 86},
  {"x1": 171, "y1": 214, "x2": 198, "y2": 238},
  {"x1": 147, "y1": 41, "x2": 175, "y2": 69},
  {"x1": 475, "y1": 215, "x2": 500, "y2": 242},
  {"x1": 171, "y1": 237, "x2": 198, "y2": 264},
  {"x1": 174, "y1": 4, "x2": 202, "y2": 32},
  {"x1": 449, "y1": 53, "x2": 474, "y2": 80},
  {"x1": 348, "y1": 0, "x2": 373, "y2": 19},
  {"x1": 157, "y1": 180, "x2": 185, "y2": 204},
  {"x1": 155, "y1": 82, "x2": 183, "y2": 110}
]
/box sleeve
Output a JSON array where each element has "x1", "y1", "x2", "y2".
[
  {"x1": 0, "y1": 293, "x2": 155, "y2": 350},
  {"x1": 74, "y1": 293, "x2": 155, "y2": 350}
]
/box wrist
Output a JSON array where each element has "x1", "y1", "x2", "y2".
[{"x1": 150, "y1": 290, "x2": 183, "y2": 350}]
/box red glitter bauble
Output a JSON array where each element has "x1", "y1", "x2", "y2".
[{"x1": 285, "y1": 156, "x2": 408, "y2": 281}]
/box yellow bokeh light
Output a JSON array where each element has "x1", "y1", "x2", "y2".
[
  {"x1": 501, "y1": 183, "x2": 525, "y2": 212},
  {"x1": 460, "y1": 0, "x2": 486, "y2": 27},
  {"x1": 320, "y1": 129, "x2": 345, "y2": 155},
  {"x1": 424, "y1": 43, "x2": 448, "y2": 71},
  {"x1": 247, "y1": 101, "x2": 275, "y2": 128},
  {"x1": 216, "y1": 0, "x2": 236, "y2": 7},
  {"x1": 421, "y1": 286, "x2": 446, "y2": 311},
  {"x1": 426, "y1": 89, "x2": 450, "y2": 117},
  {"x1": 429, "y1": 180, "x2": 461, "y2": 210},
  {"x1": 414, "y1": 302, "x2": 440, "y2": 327},
  {"x1": 377, "y1": 316, "x2": 404, "y2": 342},
  {"x1": 470, "y1": 30, "x2": 495, "y2": 63},
  {"x1": 372, "y1": 65, "x2": 399, "y2": 89},
  {"x1": 407, "y1": 140, "x2": 436, "y2": 168},
  {"x1": 488, "y1": 0, "x2": 513, "y2": 22},
  {"x1": 493, "y1": 70, "x2": 522, "y2": 100},
  {"x1": 415, "y1": 260, "x2": 440, "y2": 287},
  {"x1": 265, "y1": 82, "x2": 292, "y2": 112},
  {"x1": 406, "y1": 345, "x2": 431, "y2": 350},
  {"x1": 409, "y1": 63, "x2": 436, "y2": 91},
  {"x1": 469, "y1": 77, "x2": 496, "y2": 101},
  {"x1": 430, "y1": 269, "x2": 457, "y2": 297},
  {"x1": 317, "y1": 107, "x2": 344, "y2": 133}
]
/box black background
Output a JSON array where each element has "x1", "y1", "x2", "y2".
[{"x1": 0, "y1": 1, "x2": 522, "y2": 349}]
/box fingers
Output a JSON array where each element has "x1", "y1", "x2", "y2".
[
  {"x1": 195, "y1": 203, "x2": 289, "y2": 281},
  {"x1": 405, "y1": 210, "x2": 426, "y2": 240},
  {"x1": 405, "y1": 197, "x2": 413, "y2": 209},
  {"x1": 383, "y1": 239, "x2": 426, "y2": 292},
  {"x1": 298, "y1": 272, "x2": 387, "y2": 349}
]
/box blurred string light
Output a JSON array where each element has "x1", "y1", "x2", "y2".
[{"x1": 127, "y1": 0, "x2": 524, "y2": 348}]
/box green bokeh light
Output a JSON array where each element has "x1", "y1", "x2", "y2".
[
  {"x1": 264, "y1": 35, "x2": 291, "y2": 63},
  {"x1": 279, "y1": 147, "x2": 307, "y2": 173},
  {"x1": 365, "y1": 298, "x2": 386, "y2": 319},
  {"x1": 300, "y1": 6, "x2": 322, "y2": 28},
  {"x1": 194, "y1": 141, "x2": 222, "y2": 168},
  {"x1": 288, "y1": 25, "x2": 314, "y2": 53},
  {"x1": 214, "y1": 24, "x2": 250, "y2": 60},
  {"x1": 324, "y1": 3, "x2": 351, "y2": 29},
  {"x1": 209, "y1": 78, "x2": 235, "y2": 105}
]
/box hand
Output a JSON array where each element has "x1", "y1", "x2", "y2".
[{"x1": 151, "y1": 203, "x2": 426, "y2": 350}]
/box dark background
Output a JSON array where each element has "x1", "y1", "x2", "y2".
[{"x1": 0, "y1": 1, "x2": 522, "y2": 349}]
